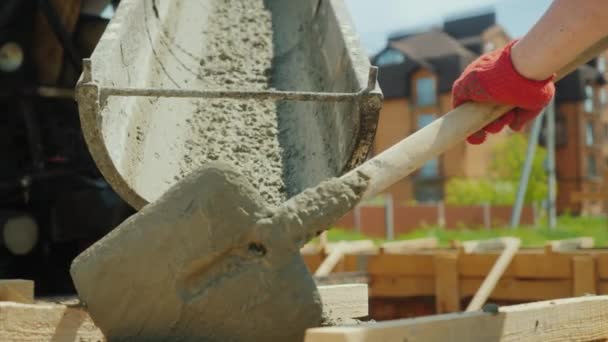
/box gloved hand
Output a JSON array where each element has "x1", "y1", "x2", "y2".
[{"x1": 451, "y1": 40, "x2": 556, "y2": 144}]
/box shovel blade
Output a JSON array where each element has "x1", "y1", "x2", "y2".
[{"x1": 70, "y1": 162, "x2": 322, "y2": 341}]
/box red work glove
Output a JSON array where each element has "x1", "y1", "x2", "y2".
[{"x1": 451, "y1": 40, "x2": 556, "y2": 144}]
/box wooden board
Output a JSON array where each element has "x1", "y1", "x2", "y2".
[
  {"x1": 381, "y1": 238, "x2": 438, "y2": 254},
  {"x1": 0, "y1": 280, "x2": 34, "y2": 304},
  {"x1": 319, "y1": 284, "x2": 368, "y2": 320},
  {"x1": 304, "y1": 253, "x2": 325, "y2": 273},
  {"x1": 370, "y1": 276, "x2": 434, "y2": 297},
  {"x1": 316, "y1": 241, "x2": 378, "y2": 277},
  {"x1": 354, "y1": 254, "x2": 436, "y2": 276},
  {"x1": 573, "y1": 256, "x2": 597, "y2": 296},
  {"x1": 304, "y1": 296, "x2": 608, "y2": 342},
  {"x1": 547, "y1": 237, "x2": 594, "y2": 252},
  {"x1": 459, "y1": 252, "x2": 572, "y2": 279},
  {"x1": 434, "y1": 254, "x2": 459, "y2": 313},
  {"x1": 594, "y1": 254, "x2": 608, "y2": 279},
  {"x1": 337, "y1": 252, "x2": 573, "y2": 279},
  {"x1": 0, "y1": 284, "x2": 368, "y2": 341},
  {"x1": 460, "y1": 278, "x2": 572, "y2": 301},
  {"x1": 0, "y1": 302, "x2": 103, "y2": 342}
]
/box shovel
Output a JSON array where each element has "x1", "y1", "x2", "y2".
[{"x1": 70, "y1": 38, "x2": 608, "y2": 342}]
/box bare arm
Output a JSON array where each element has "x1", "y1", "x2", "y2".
[{"x1": 512, "y1": 0, "x2": 608, "y2": 81}]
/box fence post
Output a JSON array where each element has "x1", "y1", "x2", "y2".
[
  {"x1": 353, "y1": 204, "x2": 361, "y2": 233},
  {"x1": 483, "y1": 202, "x2": 491, "y2": 229},
  {"x1": 437, "y1": 201, "x2": 446, "y2": 228},
  {"x1": 385, "y1": 194, "x2": 394, "y2": 240}
]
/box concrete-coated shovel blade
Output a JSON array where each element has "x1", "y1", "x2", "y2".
[{"x1": 70, "y1": 162, "x2": 322, "y2": 342}]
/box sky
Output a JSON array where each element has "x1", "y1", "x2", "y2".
[{"x1": 344, "y1": 0, "x2": 553, "y2": 56}]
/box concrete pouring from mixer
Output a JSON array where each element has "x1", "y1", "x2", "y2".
[
  {"x1": 75, "y1": 0, "x2": 381, "y2": 211},
  {"x1": 72, "y1": 0, "x2": 383, "y2": 338},
  {"x1": 70, "y1": 0, "x2": 608, "y2": 340}
]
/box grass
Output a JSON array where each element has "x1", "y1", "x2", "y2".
[{"x1": 324, "y1": 215, "x2": 608, "y2": 247}]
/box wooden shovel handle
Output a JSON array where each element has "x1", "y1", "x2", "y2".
[{"x1": 345, "y1": 36, "x2": 608, "y2": 201}]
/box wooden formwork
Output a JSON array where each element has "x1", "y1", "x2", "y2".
[
  {"x1": 0, "y1": 282, "x2": 369, "y2": 342},
  {"x1": 3, "y1": 246, "x2": 608, "y2": 342},
  {"x1": 302, "y1": 237, "x2": 606, "y2": 318},
  {"x1": 304, "y1": 295, "x2": 608, "y2": 341}
]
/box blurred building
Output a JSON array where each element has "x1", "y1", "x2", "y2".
[{"x1": 371, "y1": 11, "x2": 607, "y2": 215}]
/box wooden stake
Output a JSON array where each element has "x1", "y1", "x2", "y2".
[
  {"x1": 573, "y1": 256, "x2": 597, "y2": 296},
  {"x1": 465, "y1": 237, "x2": 521, "y2": 312},
  {"x1": 434, "y1": 253, "x2": 460, "y2": 313}
]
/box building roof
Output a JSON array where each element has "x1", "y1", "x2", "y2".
[
  {"x1": 443, "y1": 12, "x2": 496, "y2": 40},
  {"x1": 390, "y1": 30, "x2": 477, "y2": 61},
  {"x1": 373, "y1": 11, "x2": 500, "y2": 99},
  {"x1": 374, "y1": 30, "x2": 477, "y2": 98},
  {"x1": 374, "y1": 11, "x2": 607, "y2": 103}
]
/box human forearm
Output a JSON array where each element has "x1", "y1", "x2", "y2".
[{"x1": 511, "y1": 0, "x2": 608, "y2": 81}]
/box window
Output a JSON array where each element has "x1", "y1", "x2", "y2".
[
  {"x1": 416, "y1": 77, "x2": 436, "y2": 106},
  {"x1": 588, "y1": 155, "x2": 598, "y2": 178},
  {"x1": 414, "y1": 182, "x2": 443, "y2": 203},
  {"x1": 417, "y1": 114, "x2": 435, "y2": 127},
  {"x1": 417, "y1": 114, "x2": 439, "y2": 178},
  {"x1": 375, "y1": 49, "x2": 405, "y2": 66},
  {"x1": 604, "y1": 123, "x2": 608, "y2": 139},
  {"x1": 586, "y1": 122, "x2": 595, "y2": 146},
  {"x1": 584, "y1": 85, "x2": 594, "y2": 113},
  {"x1": 598, "y1": 56, "x2": 606, "y2": 73},
  {"x1": 555, "y1": 112, "x2": 568, "y2": 147},
  {"x1": 601, "y1": 88, "x2": 608, "y2": 105}
]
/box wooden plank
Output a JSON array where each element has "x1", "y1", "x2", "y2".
[
  {"x1": 434, "y1": 254, "x2": 460, "y2": 313},
  {"x1": 316, "y1": 241, "x2": 378, "y2": 276},
  {"x1": 303, "y1": 253, "x2": 325, "y2": 273},
  {"x1": 573, "y1": 256, "x2": 597, "y2": 296},
  {"x1": 460, "y1": 238, "x2": 508, "y2": 253},
  {"x1": 370, "y1": 276, "x2": 434, "y2": 297},
  {"x1": 363, "y1": 254, "x2": 436, "y2": 276},
  {"x1": 351, "y1": 251, "x2": 574, "y2": 278},
  {"x1": 324, "y1": 240, "x2": 378, "y2": 254},
  {"x1": 466, "y1": 237, "x2": 521, "y2": 311},
  {"x1": 0, "y1": 284, "x2": 367, "y2": 342},
  {"x1": 315, "y1": 272, "x2": 370, "y2": 286},
  {"x1": 381, "y1": 238, "x2": 438, "y2": 254},
  {"x1": 460, "y1": 278, "x2": 571, "y2": 301},
  {"x1": 318, "y1": 284, "x2": 368, "y2": 320},
  {"x1": 547, "y1": 237, "x2": 594, "y2": 252},
  {"x1": 0, "y1": 302, "x2": 104, "y2": 342},
  {"x1": 0, "y1": 280, "x2": 34, "y2": 304},
  {"x1": 595, "y1": 254, "x2": 608, "y2": 279},
  {"x1": 338, "y1": 254, "x2": 365, "y2": 273},
  {"x1": 459, "y1": 252, "x2": 572, "y2": 279},
  {"x1": 301, "y1": 243, "x2": 322, "y2": 255},
  {"x1": 304, "y1": 296, "x2": 608, "y2": 342}
]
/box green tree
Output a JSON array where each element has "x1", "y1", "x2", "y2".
[
  {"x1": 446, "y1": 133, "x2": 549, "y2": 205},
  {"x1": 490, "y1": 133, "x2": 548, "y2": 204}
]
